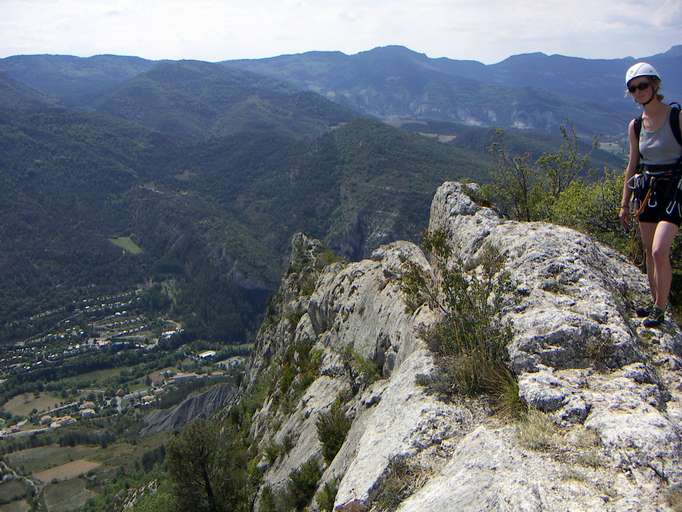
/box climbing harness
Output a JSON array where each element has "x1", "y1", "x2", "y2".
[
  {"x1": 628, "y1": 169, "x2": 682, "y2": 218},
  {"x1": 629, "y1": 103, "x2": 682, "y2": 219}
]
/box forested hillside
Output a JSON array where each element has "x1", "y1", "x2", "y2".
[
  {"x1": 0, "y1": 48, "x2": 634, "y2": 343},
  {"x1": 0, "y1": 103, "x2": 490, "y2": 342}
]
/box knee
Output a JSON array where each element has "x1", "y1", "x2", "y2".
[{"x1": 651, "y1": 245, "x2": 670, "y2": 266}]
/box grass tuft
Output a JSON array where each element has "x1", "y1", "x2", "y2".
[
  {"x1": 515, "y1": 408, "x2": 559, "y2": 451},
  {"x1": 372, "y1": 458, "x2": 428, "y2": 512}
]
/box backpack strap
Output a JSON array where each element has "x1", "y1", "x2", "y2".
[
  {"x1": 669, "y1": 103, "x2": 682, "y2": 148},
  {"x1": 634, "y1": 115, "x2": 643, "y2": 162}
]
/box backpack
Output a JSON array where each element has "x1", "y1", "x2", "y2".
[{"x1": 633, "y1": 103, "x2": 682, "y2": 161}]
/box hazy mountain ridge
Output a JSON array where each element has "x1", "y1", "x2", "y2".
[
  {"x1": 3, "y1": 45, "x2": 680, "y2": 137},
  {"x1": 223, "y1": 44, "x2": 682, "y2": 136},
  {"x1": 0, "y1": 54, "x2": 156, "y2": 106}
]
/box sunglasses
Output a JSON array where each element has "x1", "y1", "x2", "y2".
[{"x1": 628, "y1": 82, "x2": 651, "y2": 93}]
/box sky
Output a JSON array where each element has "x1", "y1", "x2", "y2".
[{"x1": 1, "y1": 0, "x2": 681, "y2": 64}]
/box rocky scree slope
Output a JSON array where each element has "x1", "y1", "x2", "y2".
[{"x1": 244, "y1": 182, "x2": 682, "y2": 511}]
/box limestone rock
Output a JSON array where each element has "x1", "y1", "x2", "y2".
[{"x1": 245, "y1": 182, "x2": 682, "y2": 512}]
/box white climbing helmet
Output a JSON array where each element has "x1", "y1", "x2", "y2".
[{"x1": 625, "y1": 62, "x2": 660, "y2": 86}]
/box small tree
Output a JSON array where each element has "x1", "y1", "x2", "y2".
[
  {"x1": 166, "y1": 419, "x2": 251, "y2": 512},
  {"x1": 316, "y1": 398, "x2": 351, "y2": 463},
  {"x1": 485, "y1": 125, "x2": 590, "y2": 222}
]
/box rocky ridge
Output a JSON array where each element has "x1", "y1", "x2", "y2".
[{"x1": 245, "y1": 182, "x2": 682, "y2": 511}]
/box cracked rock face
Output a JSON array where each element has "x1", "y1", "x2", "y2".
[{"x1": 246, "y1": 182, "x2": 682, "y2": 512}]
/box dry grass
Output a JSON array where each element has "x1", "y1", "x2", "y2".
[
  {"x1": 6, "y1": 445, "x2": 98, "y2": 474},
  {"x1": 585, "y1": 335, "x2": 614, "y2": 371},
  {"x1": 515, "y1": 408, "x2": 560, "y2": 451},
  {"x1": 372, "y1": 459, "x2": 429, "y2": 512},
  {"x1": 569, "y1": 427, "x2": 604, "y2": 468},
  {"x1": 1, "y1": 392, "x2": 62, "y2": 417},
  {"x1": 43, "y1": 478, "x2": 95, "y2": 512},
  {"x1": 34, "y1": 460, "x2": 100, "y2": 483}
]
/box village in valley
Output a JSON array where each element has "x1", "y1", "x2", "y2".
[{"x1": 0, "y1": 284, "x2": 250, "y2": 511}]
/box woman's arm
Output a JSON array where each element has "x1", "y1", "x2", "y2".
[{"x1": 619, "y1": 119, "x2": 640, "y2": 229}]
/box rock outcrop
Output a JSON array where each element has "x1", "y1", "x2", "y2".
[
  {"x1": 141, "y1": 383, "x2": 237, "y2": 435},
  {"x1": 245, "y1": 182, "x2": 682, "y2": 511}
]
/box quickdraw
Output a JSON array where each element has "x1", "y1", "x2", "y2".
[{"x1": 665, "y1": 178, "x2": 682, "y2": 215}]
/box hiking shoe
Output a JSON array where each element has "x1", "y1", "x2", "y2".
[
  {"x1": 635, "y1": 305, "x2": 652, "y2": 317},
  {"x1": 642, "y1": 306, "x2": 665, "y2": 328}
]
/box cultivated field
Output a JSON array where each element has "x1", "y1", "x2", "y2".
[
  {"x1": 0, "y1": 480, "x2": 28, "y2": 505},
  {"x1": 58, "y1": 367, "x2": 123, "y2": 388},
  {"x1": 0, "y1": 499, "x2": 29, "y2": 512},
  {"x1": 35, "y1": 460, "x2": 100, "y2": 483},
  {"x1": 43, "y1": 478, "x2": 94, "y2": 512},
  {"x1": 2, "y1": 392, "x2": 62, "y2": 417},
  {"x1": 5, "y1": 445, "x2": 98, "y2": 474}
]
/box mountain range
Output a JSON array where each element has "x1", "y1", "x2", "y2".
[
  {"x1": 0, "y1": 45, "x2": 667, "y2": 341},
  {"x1": 3, "y1": 45, "x2": 680, "y2": 137}
]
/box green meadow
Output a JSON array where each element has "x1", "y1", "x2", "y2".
[{"x1": 108, "y1": 237, "x2": 143, "y2": 255}]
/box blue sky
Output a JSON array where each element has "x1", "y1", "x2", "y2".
[{"x1": 1, "y1": 0, "x2": 680, "y2": 63}]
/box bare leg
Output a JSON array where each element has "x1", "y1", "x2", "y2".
[
  {"x1": 639, "y1": 222, "x2": 658, "y2": 302},
  {"x1": 651, "y1": 221, "x2": 679, "y2": 308}
]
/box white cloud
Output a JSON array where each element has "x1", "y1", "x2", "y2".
[{"x1": 0, "y1": 0, "x2": 678, "y2": 62}]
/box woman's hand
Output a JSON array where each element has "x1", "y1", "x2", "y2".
[{"x1": 619, "y1": 206, "x2": 631, "y2": 231}]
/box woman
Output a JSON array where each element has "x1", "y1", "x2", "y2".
[{"x1": 619, "y1": 62, "x2": 682, "y2": 327}]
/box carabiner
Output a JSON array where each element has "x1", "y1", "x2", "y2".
[
  {"x1": 666, "y1": 201, "x2": 677, "y2": 215},
  {"x1": 627, "y1": 173, "x2": 642, "y2": 190}
]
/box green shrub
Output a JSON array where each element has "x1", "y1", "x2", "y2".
[
  {"x1": 341, "y1": 347, "x2": 381, "y2": 393},
  {"x1": 284, "y1": 459, "x2": 322, "y2": 511},
  {"x1": 166, "y1": 419, "x2": 252, "y2": 512},
  {"x1": 319, "y1": 248, "x2": 346, "y2": 267},
  {"x1": 316, "y1": 478, "x2": 339, "y2": 512},
  {"x1": 130, "y1": 480, "x2": 176, "y2": 512},
  {"x1": 316, "y1": 399, "x2": 352, "y2": 463},
  {"x1": 400, "y1": 232, "x2": 522, "y2": 414},
  {"x1": 550, "y1": 171, "x2": 625, "y2": 251},
  {"x1": 282, "y1": 433, "x2": 296, "y2": 454},
  {"x1": 259, "y1": 485, "x2": 278, "y2": 511},
  {"x1": 265, "y1": 441, "x2": 281, "y2": 464},
  {"x1": 274, "y1": 340, "x2": 320, "y2": 413}
]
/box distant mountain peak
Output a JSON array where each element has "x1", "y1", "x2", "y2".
[
  {"x1": 496, "y1": 51, "x2": 550, "y2": 65},
  {"x1": 660, "y1": 44, "x2": 682, "y2": 57},
  {"x1": 360, "y1": 45, "x2": 426, "y2": 58}
]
